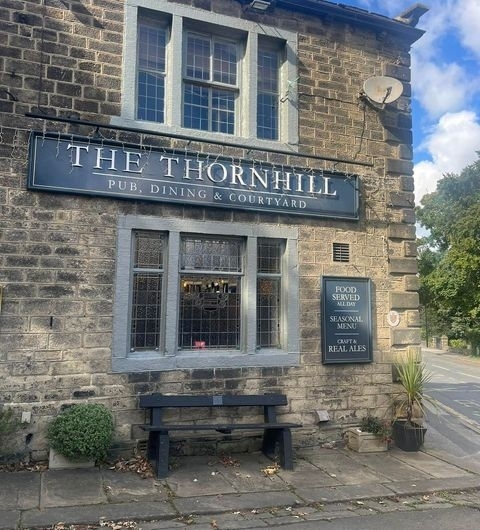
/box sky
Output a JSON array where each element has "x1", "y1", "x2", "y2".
[{"x1": 339, "y1": 0, "x2": 480, "y2": 204}]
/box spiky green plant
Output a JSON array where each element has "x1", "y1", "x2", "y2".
[{"x1": 394, "y1": 351, "x2": 432, "y2": 424}]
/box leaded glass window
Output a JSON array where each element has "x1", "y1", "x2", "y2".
[
  {"x1": 179, "y1": 237, "x2": 243, "y2": 350},
  {"x1": 130, "y1": 231, "x2": 165, "y2": 350},
  {"x1": 257, "y1": 239, "x2": 282, "y2": 348},
  {"x1": 137, "y1": 20, "x2": 167, "y2": 123},
  {"x1": 257, "y1": 46, "x2": 279, "y2": 140},
  {"x1": 183, "y1": 32, "x2": 238, "y2": 134}
]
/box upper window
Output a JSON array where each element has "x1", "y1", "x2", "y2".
[
  {"x1": 137, "y1": 20, "x2": 167, "y2": 123},
  {"x1": 182, "y1": 32, "x2": 238, "y2": 134},
  {"x1": 112, "y1": 217, "x2": 299, "y2": 372},
  {"x1": 115, "y1": 0, "x2": 298, "y2": 149}
]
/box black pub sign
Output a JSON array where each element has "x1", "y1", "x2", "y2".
[
  {"x1": 321, "y1": 276, "x2": 372, "y2": 364},
  {"x1": 27, "y1": 132, "x2": 359, "y2": 219}
]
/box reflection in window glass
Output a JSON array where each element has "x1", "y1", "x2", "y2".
[
  {"x1": 257, "y1": 47, "x2": 279, "y2": 140},
  {"x1": 179, "y1": 237, "x2": 243, "y2": 350},
  {"x1": 131, "y1": 232, "x2": 165, "y2": 350},
  {"x1": 257, "y1": 239, "x2": 282, "y2": 348},
  {"x1": 183, "y1": 32, "x2": 237, "y2": 134},
  {"x1": 137, "y1": 21, "x2": 166, "y2": 123}
]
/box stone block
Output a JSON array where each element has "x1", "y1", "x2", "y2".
[
  {"x1": 390, "y1": 291, "x2": 419, "y2": 309},
  {"x1": 404, "y1": 274, "x2": 420, "y2": 291},
  {"x1": 388, "y1": 224, "x2": 416, "y2": 240},
  {"x1": 404, "y1": 241, "x2": 417, "y2": 257},
  {"x1": 389, "y1": 258, "x2": 418, "y2": 274},
  {"x1": 386, "y1": 158, "x2": 413, "y2": 175},
  {"x1": 391, "y1": 328, "x2": 421, "y2": 345},
  {"x1": 388, "y1": 191, "x2": 415, "y2": 208}
]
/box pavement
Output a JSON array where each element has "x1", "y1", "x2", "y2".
[{"x1": 2, "y1": 442, "x2": 480, "y2": 530}]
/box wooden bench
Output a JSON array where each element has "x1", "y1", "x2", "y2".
[{"x1": 139, "y1": 393, "x2": 302, "y2": 478}]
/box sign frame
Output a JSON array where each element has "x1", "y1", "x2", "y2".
[
  {"x1": 321, "y1": 276, "x2": 373, "y2": 364},
  {"x1": 27, "y1": 132, "x2": 360, "y2": 220}
]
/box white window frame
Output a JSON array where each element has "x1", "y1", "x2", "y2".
[
  {"x1": 113, "y1": 0, "x2": 299, "y2": 151},
  {"x1": 112, "y1": 216, "x2": 300, "y2": 372}
]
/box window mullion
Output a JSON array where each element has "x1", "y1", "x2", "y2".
[
  {"x1": 164, "y1": 231, "x2": 180, "y2": 355},
  {"x1": 284, "y1": 238, "x2": 299, "y2": 353},
  {"x1": 245, "y1": 236, "x2": 257, "y2": 354},
  {"x1": 244, "y1": 33, "x2": 257, "y2": 139},
  {"x1": 169, "y1": 15, "x2": 183, "y2": 127}
]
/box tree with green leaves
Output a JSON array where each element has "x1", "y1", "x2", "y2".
[{"x1": 416, "y1": 155, "x2": 480, "y2": 353}]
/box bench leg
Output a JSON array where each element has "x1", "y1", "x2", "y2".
[
  {"x1": 155, "y1": 433, "x2": 170, "y2": 478},
  {"x1": 278, "y1": 428, "x2": 294, "y2": 470},
  {"x1": 262, "y1": 428, "x2": 277, "y2": 459},
  {"x1": 147, "y1": 432, "x2": 158, "y2": 461},
  {"x1": 262, "y1": 428, "x2": 294, "y2": 470}
]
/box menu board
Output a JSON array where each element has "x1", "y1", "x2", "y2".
[{"x1": 321, "y1": 277, "x2": 372, "y2": 364}]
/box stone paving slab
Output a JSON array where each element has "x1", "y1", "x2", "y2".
[
  {"x1": 294, "y1": 483, "x2": 395, "y2": 504},
  {"x1": 383, "y1": 475, "x2": 480, "y2": 496},
  {"x1": 40, "y1": 468, "x2": 107, "y2": 508},
  {"x1": 101, "y1": 468, "x2": 166, "y2": 502},
  {"x1": 351, "y1": 451, "x2": 433, "y2": 482},
  {"x1": 21, "y1": 500, "x2": 177, "y2": 528},
  {"x1": 300, "y1": 450, "x2": 387, "y2": 485},
  {"x1": 276, "y1": 458, "x2": 341, "y2": 488},
  {"x1": 388, "y1": 450, "x2": 472, "y2": 478},
  {"x1": 0, "y1": 471, "x2": 40, "y2": 510},
  {"x1": 173, "y1": 490, "x2": 302, "y2": 516},
  {"x1": 0, "y1": 510, "x2": 19, "y2": 530}
]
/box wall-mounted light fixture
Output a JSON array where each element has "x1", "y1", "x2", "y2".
[{"x1": 248, "y1": 0, "x2": 274, "y2": 12}]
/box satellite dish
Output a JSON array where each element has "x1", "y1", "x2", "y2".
[{"x1": 363, "y1": 76, "x2": 403, "y2": 104}]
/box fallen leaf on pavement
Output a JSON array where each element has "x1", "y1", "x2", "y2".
[{"x1": 262, "y1": 463, "x2": 280, "y2": 476}]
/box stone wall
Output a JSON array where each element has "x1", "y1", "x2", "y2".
[{"x1": 0, "y1": 0, "x2": 420, "y2": 461}]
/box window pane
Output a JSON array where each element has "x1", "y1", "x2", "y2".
[
  {"x1": 137, "y1": 72, "x2": 165, "y2": 122},
  {"x1": 137, "y1": 22, "x2": 166, "y2": 123},
  {"x1": 179, "y1": 275, "x2": 240, "y2": 349},
  {"x1": 257, "y1": 239, "x2": 281, "y2": 273},
  {"x1": 186, "y1": 33, "x2": 210, "y2": 80},
  {"x1": 213, "y1": 40, "x2": 237, "y2": 85},
  {"x1": 257, "y1": 239, "x2": 282, "y2": 348},
  {"x1": 257, "y1": 278, "x2": 280, "y2": 348},
  {"x1": 181, "y1": 237, "x2": 242, "y2": 272},
  {"x1": 134, "y1": 231, "x2": 164, "y2": 269},
  {"x1": 257, "y1": 93, "x2": 278, "y2": 140},
  {"x1": 183, "y1": 83, "x2": 209, "y2": 130},
  {"x1": 211, "y1": 89, "x2": 235, "y2": 134},
  {"x1": 131, "y1": 273, "x2": 162, "y2": 350},
  {"x1": 257, "y1": 47, "x2": 279, "y2": 140},
  {"x1": 258, "y1": 49, "x2": 278, "y2": 92},
  {"x1": 138, "y1": 23, "x2": 166, "y2": 72}
]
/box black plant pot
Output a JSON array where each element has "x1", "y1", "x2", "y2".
[{"x1": 392, "y1": 420, "x2": 426, "y2": 451}]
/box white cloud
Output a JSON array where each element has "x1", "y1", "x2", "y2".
[
  {"x1": 411, "y1": 60, "x2": 471, "y2": 118},
  {"x1": 414, "y1": 111, "x2": 480, "y2": 203},
  {"x1": 453, "y1": 0, "x2": 480, "y2": 60}
]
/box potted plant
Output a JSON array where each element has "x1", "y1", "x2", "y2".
[
  {"x1": 392, "y1": 351, "x2": 432, "y2": 451},
  {"x1": 47, "y1": 403, "x2": 114, "y2": 469},
  {"x1": 345, "y1": 414, "x2": 391, "y2": 452}
]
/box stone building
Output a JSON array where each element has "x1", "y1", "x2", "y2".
[{"x1": 0, "y1": 0, "x2": 426, "y2": 461}]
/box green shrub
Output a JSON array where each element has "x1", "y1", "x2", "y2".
[
  {"x1": 47, "y1": 404, "x2": 114, "y2": 461},
  {"x1": 360, "y1": 414, "x2": 391, "y2": 440},
  {"x1": 449, "y1": 339, "x2": 468, "y2": 351}
]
